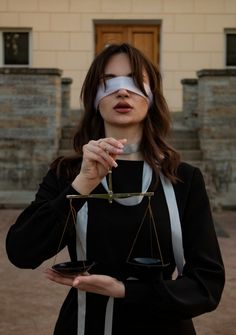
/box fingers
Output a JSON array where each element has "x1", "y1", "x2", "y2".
[
  {"x1": 72, "y1": 274, "x2": 125, "y2": 298},
  {"x1": 45, "y1": 269, "x2": 125, "y2": 297},
  {"x1": 44, "y1": 268, "x2": 75, "y2": 286},
  {"x1": 83, "y1": 138, "x2": 126, "y2": 170},
  {"x1": 97, "y1": 138, "x2": 126, "y2": 154},
  {"x1": 83, "y1": 144, "x2": 117, "y2": 170}
]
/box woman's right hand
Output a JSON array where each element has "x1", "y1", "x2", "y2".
[{"x1": 71, "y1": 138, "x2": 127, "y2": 194}]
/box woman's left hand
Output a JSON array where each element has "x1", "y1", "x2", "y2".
[{"x1": 44, "y1": 268, "x2": 125, "y2": 298}]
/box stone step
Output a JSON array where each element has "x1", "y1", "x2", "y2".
[
  {"x1": 60, "y1": 133, "x2": 200, "y2": 143},
  {"x1": 179, "y1": 149, "x2": 203, "y2": 160},
  {"x1": 61, "y1": 127, "x2": 199, "y2": 141},
  {"x1": 168, "y1": 138, "x2": 200, "y2": 150},
  {"x1": 61, "y1": 126, "x2": 76, "y2": 139},
  {"x1": 0, "y1": 190, "x2": 36, "y2": 209},
  {"x1": 58, "y1": 148, "x2": 74, "y2": 157},
  {"x1": 60, "y1": 138, "x2": 200, "y2": 151},
  {"x1": 170, "y1": 111, "x2": 185, "y2": 122},
  {"x1": 59, "y1": 123, "x2": 203, "y2": 162},
  {"x1": 187, "y1": 160, "x2": 205, "y2": 170},
  {"x1": 60, "y1": 138, "x2": 74, "y2": 149},
  {"x1": 170, "y1": 128, "x2": 198, "y2": 139},
  {"x1": 58, "y1": 148, "x2": 203, "y2": 161},
  {"x1": 61, "y1": 126, "x2": 199, "y2": 140}
]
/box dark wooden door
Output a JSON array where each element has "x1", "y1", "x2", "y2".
[{"x1": 95, "y1": 24, "x2": 160, "y2": 65}]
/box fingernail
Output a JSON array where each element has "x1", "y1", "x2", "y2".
[{"x1": 113, "y1": 161, "x2": 118, "y2": 168}]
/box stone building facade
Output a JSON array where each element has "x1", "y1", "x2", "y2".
[
  {"x1": 0, "y1": 0, "x2": 236, "y2": 111},
  {"x1": 0, "y1": 1, "x2": 235, "y2": 208},
  {"x1": 0, "y1": 68, "x2": 70, "y2": 190},
  {"x1": 0, "y1": 67, "x2": 235, "y2": 209},
  {"x1": 181, "y1": 69, "x2": 236, "y2": 209}
]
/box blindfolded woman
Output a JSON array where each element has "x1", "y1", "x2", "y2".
[{"x1": 6, "y1": 43, "x2": 225, "y2": 335}]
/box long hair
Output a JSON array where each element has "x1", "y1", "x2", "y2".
[{"x1": 53, "y1": 43, "x2": 180, "y2": 182}]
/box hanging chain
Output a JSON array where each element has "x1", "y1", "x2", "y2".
[
  {"x1": 126, "y1": 196, "x2": 164, "y2": 265},
  {"x1": 147, "y1": 200, "x2": 164, "y2": 264},
  {"x1": 52, "y1": 199, "x2": 86, "y2": 266}
]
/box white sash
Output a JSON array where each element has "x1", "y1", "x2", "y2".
[{"x1": 159, "y1": 173, "x2": 185, "y2": 276}]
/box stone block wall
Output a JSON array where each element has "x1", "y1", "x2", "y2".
[
  {"x1": 61, "y1": 77, "x2": 73, "y2": 127},
  {"x1": 181, "y1": 78, "x2": 199, "y2": 129},
  {"x1": 0, "y1": 68, "x2": 62, "y2": 190},
  {"x1": 182, "y1": 69, "x2": 236, "y2": 208},
  {"x1": 1, "y1": 66, "x2": 235, "y2": 208}
]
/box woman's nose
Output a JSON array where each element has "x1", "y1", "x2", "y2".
[{"x1": 116, "y1": 88, "x2": 130, "y2": 98}]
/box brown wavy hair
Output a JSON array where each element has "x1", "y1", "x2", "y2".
[{"x1": 53, "y1": 43, "x2": 180, "y2": 182}]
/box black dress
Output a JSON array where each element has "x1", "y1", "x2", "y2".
[{"x1": 6, "y1": 161, "x2": 225, "y2": 335}]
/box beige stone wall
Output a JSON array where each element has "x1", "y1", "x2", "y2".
[{"x1": 1, "y1": 0, "x2": 236, "y2": 111}]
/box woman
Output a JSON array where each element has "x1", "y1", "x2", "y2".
[{"x1": 6, "y1": 43, "x2": 225, "y2": 335}]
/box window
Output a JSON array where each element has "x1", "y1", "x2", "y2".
[
  {"x1": 0, "y1": 29, "x2": 31, "y2": 66},
  {"x1": 225, "y1": 30, "x2": 236, "y2": 67}
]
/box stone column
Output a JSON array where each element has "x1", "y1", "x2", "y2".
[
  {"x1": 0, "y1": 68, "x2": 62, "y2": 190},
  {"x1": 197, "y1": 69, "x2": 236, "y2": 207},
  {"x1": 61, "y1": 77, "x2": 73, "y2": 127},
  {"x1": 181, "y1": 78, "x2": 199, "y2": 129}
]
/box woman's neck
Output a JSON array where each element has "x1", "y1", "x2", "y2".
[
  {"x1": 117, "y1": 151, "x2": 143, "y2": 161},
  {"x1": 105, "y1": 125, "x2": 143, "y2": 160},
  {"x1": 105, "y1": 124, "x2": 142, "y2": 144}
]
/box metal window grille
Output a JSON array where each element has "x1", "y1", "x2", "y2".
[
  {"x1": 226, "y1": 33, "x2": 236, "y2": 66},
  {"x1": 3, "y1": 31, "x2": 29, "y2": 65}
]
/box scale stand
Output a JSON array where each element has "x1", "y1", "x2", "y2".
[{"x1": 52, "y1": 169, "x2": 168, "y2": 279}]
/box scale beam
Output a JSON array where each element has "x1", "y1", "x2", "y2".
[{"x1": 66, "y1": 192, "x2": 154, "y2": 200}]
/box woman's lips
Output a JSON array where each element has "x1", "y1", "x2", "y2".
[{"x1": 113, "y1": 102, "x2": 133, "y2": 113}]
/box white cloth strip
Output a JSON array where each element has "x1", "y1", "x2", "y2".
[
  {"x1": 77, "y1": 290, "x2": 86, "y2": 335},
  {"x1": 104, "y1": 297, "x2": 114, "y2": 335},
  {"x1": 94, "y1": 76, "x2": 153, "y2": 109},
  {"x1": 76, "y1": 203, "x2": 88, "y2": 335},
  {"x1": 159, "y1": 173, "x2": 185, "y2": 275}
]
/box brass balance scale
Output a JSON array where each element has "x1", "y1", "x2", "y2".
[{"x1": 52, "y1": 168, "x2": 169, "y2": 280}]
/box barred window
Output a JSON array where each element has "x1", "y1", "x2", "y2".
[
  {"x1": 225, "y1": 30, "x2": 236, "y2": 67},
  {"x1": 0, "y1": 30, "x2": 31, "y2": 66}
]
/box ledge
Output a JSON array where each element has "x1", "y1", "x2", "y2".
[
  {"x1": 181, "y1": 78, "x2": 198, "y2": 85},
  {"x1": 197, "y1": 69, "x2": 236, "y2": 78},
  {"x1": 61, "y1": 77, "x2": 73, "y2": 84},
  {"x1": 0, "y1": 190, "x2": 35, "y2": 209},
  {"x1": 0, "y1": 67, "x2": 63, "y2": 76}
]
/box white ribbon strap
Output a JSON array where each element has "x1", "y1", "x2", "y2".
[
  {"x1": 159, "y1": 173, "x2": 185, "y2": 275},
  {"x1": 76, "y1": 203, "x2": 88, "y2": 335},
  {"x1": 77, "y1": 290, "x2": 86, "y2": 335},
  {"x1": 104, "y1": 297, "x2": 114, "y2": 335}
]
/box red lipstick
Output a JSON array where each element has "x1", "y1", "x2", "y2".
[{"x1": 114, "y1": 102, "x2": 133, "y2": 112}]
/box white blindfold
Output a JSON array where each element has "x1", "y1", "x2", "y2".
[{"x1": 94, "y1": 76, "x2": 153, "y2": 109}]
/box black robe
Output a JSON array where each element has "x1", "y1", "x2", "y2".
[{"x1": 6, "y1": 161, "x2": 225, "y2": 335}]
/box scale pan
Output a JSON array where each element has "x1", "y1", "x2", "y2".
[
  {"x1": 52, "y1": 260, "x2": 94, "y2": 276},
  {"x1": 126, "y1": 258, "x2": 169, "y2": 280},
  {"x1": 131, "y1": 257, "x2": 162, "y2": 266}
]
